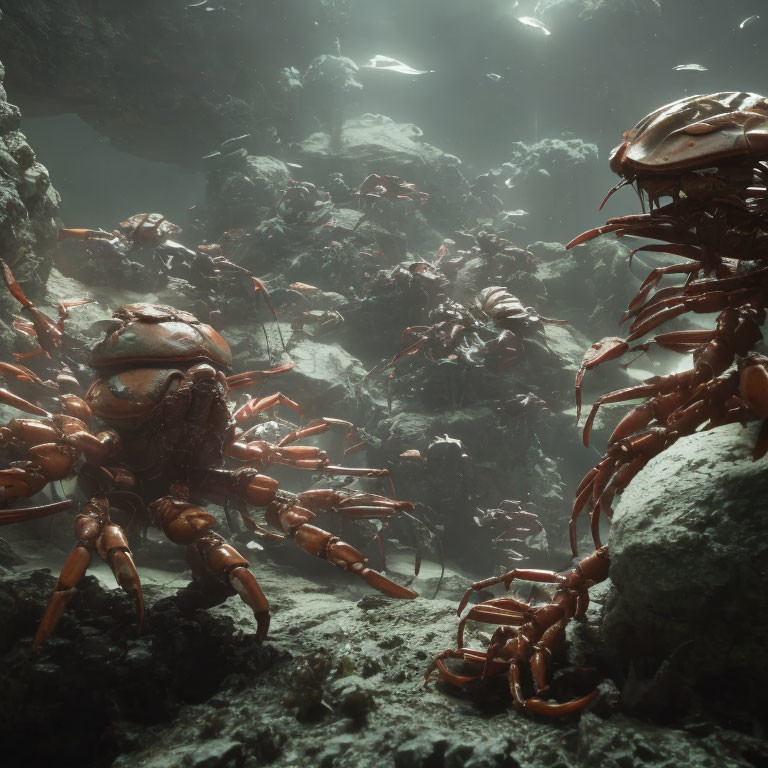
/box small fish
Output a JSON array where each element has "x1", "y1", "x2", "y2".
[
  {"x1": 289, "y1": 282, "x2": 318, "y2": 292},
  {"x1": 504, "y1": 178, "x2": 515, "y2": 188},
  {"x1": 362, "y1": 55, "x2": 433, "y2": 75},
  {"x1": 185, "y1": 0, "x2": 207, "y2": 7},
  {"x1": 285, "y1": 162, "x2": 303, "y2": 169},
  {"x1": 739, "y1": 15, "x2": 759, "y2": 29},
  {"x1": 516, "y1": 16, "x2": 551, "y2": 35},
  {"x1": 673, "y1": 63, "x2": 708, "y2": 71},
  {"x1": 502, "y1": 209, "x2": 528, "y2": 217},
  {"x1": 220, "y1": 134, "x2": 251, "y2": 151},
  {"x1": 538, "y1": 168, "x2": 551, "y2": 177},
  {"x1": 486, "y1": 73, "x2": 503, "y2": 82}
]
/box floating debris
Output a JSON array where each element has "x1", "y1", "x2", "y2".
[
  {"x1": 739, "y1": 15, "x2": 760, "y2": 29},
  {"x1": 673, "y1": 64, "x2": 708, "y2": 71},
  {"x1": 289, "y1": 282, "x2": 318, "y2": 292},
  {"x1": 516, "y1": 16, "x2": 551, "y2": 36},
  {"x1": 185, "y1": 0, "x2": 222, "y2": 11},
  {"x1": 486, "y1": 73, "x2": 503, "y2": 82},
  {"x1": 362, "y1": 55, "x2": 433, "y2": 75},
  {"x1": 219, "y1": 134, "x2": 251, "y2": 151}
]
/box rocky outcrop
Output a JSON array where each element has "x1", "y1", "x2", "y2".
[
  {"x1": 0, "y1": 1, "x2": 316, "y2": 163},
  {"x1": 1, "y1": 535, "x2": 764, "y2": 768},
  {"x1": 296, "y1": 114, "x2": 468, "y2": 228},
  {"x1": 0, "y1": 58, "x2": 60, "y2": 294},
  {"x1": 604, "y1": 422, "x2": 768, "y2": 721}
]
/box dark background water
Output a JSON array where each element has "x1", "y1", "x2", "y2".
[{"x1": 16, "y1": 0, "x2": 767, "y2": 237}]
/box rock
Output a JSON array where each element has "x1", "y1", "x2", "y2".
[
  {"x1": 604, "y1": 422, "x2": 768, "y2": 717},
  {"x1": 534, "y1": 238, "x2": 640, "y2": 340},
  {"x1": 0, "y1": 3, "x2": 321, "y2": 162},
  {"x1": 0, "y1": 537, "x2": 23, "y2": 567},
  {"x1": 575, "y1": 713, "x2": 748, "y2": 768},
  {"x1": 0, "y1": 57, "x2": 60, "y2": 299},
  {"x1": 328, "y1": 674, "x2": 376, "y2": 724},
  {"x1": 297, "y1": 113, "x2": 468, "y2": 228},
  {"x1": 491, "y1": 138, "x2": 600, "y2": 241},
  {"x1": 182, "y1": 739, "x2": 243, "y2": 768},
  {"x1": 282, "y1": 335, "x2": 368, "y2": 413},
  {"x1": 394, "y1": 734, "x2": 450, "y2": 768},
  {"x1": 206, "y1": 155, "x2": 290, "y2": 236}
]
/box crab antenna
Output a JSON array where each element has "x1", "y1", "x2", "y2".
[{"x1": 598, "y1": 178, "x2": 632, "y2": 211}]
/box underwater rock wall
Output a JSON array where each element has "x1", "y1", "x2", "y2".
[
  {"x1": 603, "y1": 421, "x2": 768, "y2": 721},
  {"x1": 0, "y1": 54, "x2": 59, "y2": 294},
  {"x1": 0, "y1": 0, "x2": 319, "y2": 162}
]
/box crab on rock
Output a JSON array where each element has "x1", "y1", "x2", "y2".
[{"x1": 0, "y1": 279, "x2": 417, "y2": 649}]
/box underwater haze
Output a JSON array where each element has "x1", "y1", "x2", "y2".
[{"x1": 0, "y1": 1, "x2": 766, "y2": 767}]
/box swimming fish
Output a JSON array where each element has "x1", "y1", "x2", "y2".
[
  {"x1": 502, "y1": 209, "x2": 528, "y2": 217},
  {"x1": 739, "y1": 15, "x2": 759, "y2": 29},
  {"x1": 362, "y1": 55, "x2": 433, "y2": 75},
  {"x1": 486, "y1": 73, "x2": 503, "y2": 82},
  {"x1": 516, "y1": 16, "x2": 551, "y2": 36},
  {"x1": 673, "y1": 63, "x2": 708, "y2": 71}
]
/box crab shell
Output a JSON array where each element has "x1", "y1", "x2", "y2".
[
  {"x1": 89, "y1": 303, "x2": 232, "y2": 372},
  {"x1": 86, "y1": 304, "x2": 232, "y2": 428},
  {"x1": 609, "y1": 91, "x2": 768, "y2": 177}
]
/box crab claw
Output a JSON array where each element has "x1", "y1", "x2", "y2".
[
  {"x1": 108, "y1": 545, "x2": 145, "y2": 635},
  {"x1": 33, "y1": 544, "x2": 91, "y2": 650},
  {"x1": 359, "y1": 566, "x2": 418, "y2": 599},
  {"x1": 289, "y1": 521, "x2": 418, "y2": 598},
  {"x1": 575, "y1": 337, "x2": 628, "y2": 420},
  {"x1": 523, "y1": 689, "x2": 599, "y2": 716},
  {"x1": 229, "y1": 565, "x2": 270, "y2": 641}
]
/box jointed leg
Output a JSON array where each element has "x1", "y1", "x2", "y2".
[
  {"x1": 34, "y1": 495, "x2": 143, "y2": 649},
  {"x1": 151, "y1": 492, "x2": 270, "y2": 640}
]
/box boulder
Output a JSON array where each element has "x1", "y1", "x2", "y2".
[
  {"x1": 604, "y1": 422, "x2": 768, "y2": 707},
  {"x1": 0, "y1": 58, "x2": 60, "y2": 298},
  {"x1": 205, "y1": 155, "x2": 290, "y2": 236},
  {"x1": 297, "y1": 113, "x2": 468, "y2": 228}
]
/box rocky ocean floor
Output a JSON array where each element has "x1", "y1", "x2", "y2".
[{"x1": 1, "y1": 529, "x2": 766, "y2": 768}]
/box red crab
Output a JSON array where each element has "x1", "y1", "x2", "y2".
[
  {"x1": 567, "y1": 92, "x2": 768, "y2": 552},
  {"x1": 59, "y1": 212, "x2": 182, "y2": 250},
  {"x1": 0, "y1": 269, "x2": 417, "y2": 649},
  {"x1": 430, "y1": 91, "x2": 768, "y2": 717},
  {"x1": 426, "y1": 548, "x2": 610, "y2": 715}
]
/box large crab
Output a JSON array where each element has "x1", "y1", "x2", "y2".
[
  {"x1": 567, "y1": 92, "x2": 768, "y2": 552},
  {"x1": 429, "y1": 91, "x2": 768, "y2": 715},
  {"x1": 0, "y1": 268, "x2": 418, "y2": 649}
]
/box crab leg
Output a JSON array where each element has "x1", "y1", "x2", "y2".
[
  {"x1": 425, "y1": 648, "x2": 487, "y2": 686},
  {"x1": 278, "y1": 417, "x2": 356, "y2": 446},
  {"x1": 151, "y1": 493, "x2": 270, "y2": 640},
  {"x1": 34, "y1": 496, "x2": 143, "y2": 649},
  {"x1": 574, "y1": 337, "x2": 628, "y2": 420},
  {"x1": 265, "y1": 490, "x2": 417, "y2": 599},
  {"x1": 0, "y1": 499, "x2": 75, "y2": 525},
  {"x1": 225, "y1": 362, "x2": 293, "y2": 391},
  {"x1": 457, "y1": 568, "x2": 563, "y2": 615},
  {"x1": 233, "y1": 392, "x2": 302, "y2": 421}
]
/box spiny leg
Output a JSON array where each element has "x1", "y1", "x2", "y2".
[
  {"x1": 34, "y1": 495, "x2": 143, "y2": 649},
  {"x1": 151, "y1": 492, "x2": 270, "y2": 640}
]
